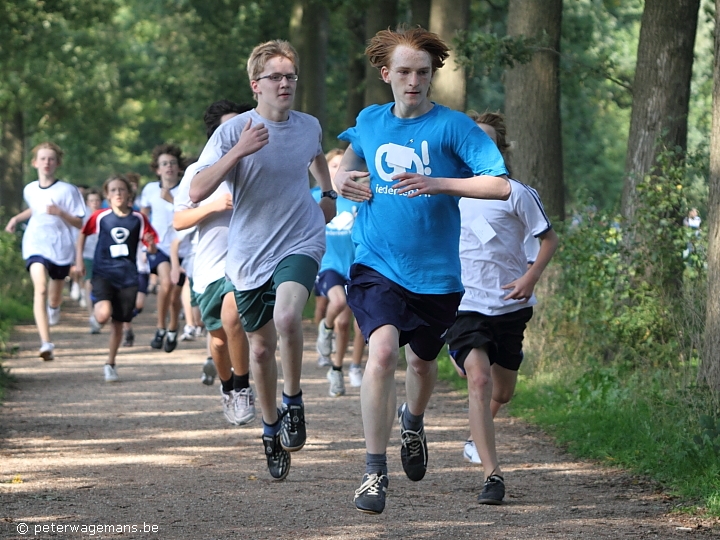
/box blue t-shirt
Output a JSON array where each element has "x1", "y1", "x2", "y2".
[
  {"x1": 338, "y1": 103, "x2": 508, "y2": 294},
  {"x1": 311, "y1": 187, "x2": 359, "y2": 279}
]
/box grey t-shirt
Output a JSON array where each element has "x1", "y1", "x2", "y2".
[{"x1": 194, "y1": 109, "x2": 326, "y2": 291}]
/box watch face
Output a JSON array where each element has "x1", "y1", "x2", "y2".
[{"x1": 323, "y1": 190, "x2": 338, "y2": 200}]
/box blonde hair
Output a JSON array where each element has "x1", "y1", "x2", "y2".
[
  {"x1": 468, "y1": 110, "x2": 512, "y2": 176},
  {"x1": 102, "y1": 174, "x2": 132, "y2": 197},
  {"x1": 325, "y1": 148, "x2": 344, "y2": 162},
  {"x1": 31, "y1": 142, "x2": 64, "y2": 166},
  {"x1": 247, "y1": 40, "x2": 299, "y2": 82},
  {"x1": 365, "y1": 26, "x2": 449, "y2": 73}
]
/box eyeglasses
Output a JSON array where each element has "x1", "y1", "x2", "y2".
[
  {"x1": 159, "y1": 160, "x2": 178, "y2": 167},
  {"x1": 255, "y1": 73, "x2": 299, "y2": 83}
]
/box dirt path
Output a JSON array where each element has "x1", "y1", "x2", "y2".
[{"x1": 0, "y1": 296, "x2": 716, "y2": 539}]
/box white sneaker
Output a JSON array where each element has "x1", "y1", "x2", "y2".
[
  {"x1": 47, "y1": 305, "x2": 61, "y2": 326},
  {"x1": 233, "y1": 387, "x2": 256, "y2": 425},
  {"x1": 327, "y1": 368, "x2": 346, "y2": 397},
  {"x1": 39, "y1": 342, "x2": 54, "y2": 361},
  {"x1": 70, "y1": 281, "x2": 81, "y2": 301},
  {"x1": 180, "y1": 324, "x2": 196, "y2": 341},
  {"x1": 463, "y1": 440, "x2": 482, "y2": 464},
  {"x1": 220, "y1": 388, "x2": 236, "y2": 425},
  {"x1": 79, "y1": 289, "x2": 87, "y2": 308},
  {"x1": 349, "y1": 365, "x2": 363, "y2": 387},
  {"x1": 201, "y1": 358, "x2": 216, "y2": 386},
  {"x1": 317, "y1": 354, "x2": 332, "y2": 367},
  {"x1": 316, "y1": 319, "x2": 334, "y2": 357},
  {"x1": 89, "y1": 315, "x2": 102, "y2": 334},
  {"x1": 104, "y1": 364, "x2": 119, "y2": 382}
]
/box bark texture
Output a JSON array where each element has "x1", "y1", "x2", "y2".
[
  {"x1": 0, "y1": 110, "x2": 24, "y2": 218},
  {"x1": 364, "y1": 0, "x2": 397, "y2": 107},
  {"x1": 428, "y1": 0, "x2": 469, "y2": 111}
]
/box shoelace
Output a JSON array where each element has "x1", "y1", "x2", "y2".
[
  {"x1": 280, "y1": 406, "x2": 305, "y2": 432},
  {"x1": 355, "y1": 474, "x2": 385, "y2": 497},
  {"x1": 401, "y1": 428, "x2": 425, "y2": 459}
]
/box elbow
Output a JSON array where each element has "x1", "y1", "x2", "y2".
[
  {"x1": 188, "y1": 188, "x2": 202, "y2": 205},
  {"x1": 498, "y1": 178, "x2": 511, "y2": 201}
]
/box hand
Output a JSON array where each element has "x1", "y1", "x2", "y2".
[
  {"x1": 318, "y1": 197, "x2": 336, "y2": 224},
  {"x1": 46, "y1": 204, "x2": 62, "y2": 216},
  {"x1": 392, "y1": 172, "x2": 444, "y2": 198},
  {"x1": 334, "y1": 169, "x2": 371, "y2": 202},
  {"x1": 449, "y1": 354, "x2": 467, "y2": 379},
  {"x1": 75, "y1": 261, "x2": 85, "y2": 279},
  {"x1": 501, "y1": 273, "x2": 537, "y2": 302},
  {"x1": 4, "y1": 219, "x2": 15, "y2": 233},
  {"x1": 211, "y1": 193, "x2": 233, "y2": 213},
  {"x1": 237, "y1": 119, "x2": 269, "y2": 156},
  {"x1": 170, "y1": 266, "x2": 181, "y2": 286}
]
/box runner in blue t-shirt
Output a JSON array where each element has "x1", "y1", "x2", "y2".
[{"x1": 333, "y1": 26, "x2": 510, "y2": 515}]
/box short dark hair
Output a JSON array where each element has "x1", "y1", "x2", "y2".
[
  {"x1": 150, "y1": 143, "x2": 183, "y2": 172},
  {"x1": 203, "y1": 100, "x2": 252, "y2": 139}
]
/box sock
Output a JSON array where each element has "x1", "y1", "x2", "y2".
[
  {"x1": 156, "y1": 328, "x2": 166, "y2": 336},
  {"x1": 324, "y1": 321, "x2": 333, "y2": 331},
  {"x1": 365, "y1": 452, "x2": 387, "y2": 476},
  {"x1": 233, "y1": 372, "x2": 250, "y2": 391},
  {"x1": 262, "y1": 413, "x2": 282, "y2": 437},
  {"x1": 220, "y1": 377, "x2": 233, "y2": 394},
  {"x1": 282, "y1": 390, "x2": 303, "y2": 406},
  {"x1": 331, "y1": 365, "x2": 342, "y2": 372},
  {"x1": 402, "y1": 406, "x2": 424, "y2": 432},
  {"x1": 167, "y1": 329, "x2": 177, "y2": 339}
]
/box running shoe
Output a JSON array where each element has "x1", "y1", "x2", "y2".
[
  {"x1": 463, "y1": 440, "x2": 482, "y2": 464},
  {"x1": 477, "y1": 475, "x2": 505, "y2": 505},
  {"x1": 349, "y1": 365, "x2": 363, "y2": 387},
  {"x1": 150, "y1": 329, "x2": 166, "y2": 349},
  {"x1": 221, "y1": 388, "x2": 236, "y2": 425},
  {"x1": 47, "y1": 305, "x2": 61, "y2": 326},
  {"x1": 39, "y1": 342, "x2": 54, "y2": 361},
  {"x1": 398, "y1": 402, "x2": 428, "y2": 481},
  {"x1": 79, "y1": 289, "x2": 87, "y2": 308},
  {"x1": 327, "y1": 368, "x2": 346, "y2": 397},
  {"x1": 233, "y1": 387, "x2": 256, "y2": 425},
  {"x1": 122, "y1": 328, "x2": 135, "y2": 347},
  {"x1": 201, "y1": 357, "x2": 216, "y2": 386},
  {"x1": 180, "y1": 324, "x2": 196, "y2": 342},
  {"x1": 316, "y1": 319, "x2": 333, "y2": 357},
  {"x1": 104, "y1": 364, "x2": 119, "y2": 382},
  {"x1": 354, "y1": 472, "x2": 389, "y2": 514},
  {"x1": 262, "y1": 431, "x2": 291, "y2": 480},
  {"x1": 317, "y1": 354, "x2": 332, "y2": 367},
  {"x1": 70, "y1": 281, "x2": 81, "y2": 301},
  {"x1": 89, "y1": 315, "x2": 102, "y2": 334},
  {"x1": 280, "y1": 402, "x2": 306, "y2": 452},
  {"x1": 164, "y1": 330, "x2": 178, "y2": 353}
]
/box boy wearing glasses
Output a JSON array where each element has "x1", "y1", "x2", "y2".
[
  {"x1": 139, "y1": 144, "x2": 186, "y2": 353},
  {"x1": 190, "y1": 40, "x2": 336, "y2": 481}
]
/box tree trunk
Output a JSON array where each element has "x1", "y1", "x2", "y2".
[
  {"x1": 703, "y1": 0, "x2": 720, "y2": 395},
  {"x1": 300, "y1": 0, "x2": 329, "y2": 134},
  {"x1": 621, "y1": 0, "x2": 700, "y2": 222},
  {"x1": 504, "y1": 0, "x2": 564, "y2": 221},
  {"x1": 344, "y1": 3, "x2": 367, "y2": 137},
  {"x1": 0, "y1": 110, "x2": 24, "y2": 218},
  {"x1": 410, "y1": 0, "x2": 431, "y2": 29},
  {"x1": 289, "y1": 1, "x2": 305, "y2": 112},
  {"x1": 428, "y1": 0, "x2": 469, "y2": 111},
  {"x1": 364, "y1": 0, "x2": 397, "y2": 106}
]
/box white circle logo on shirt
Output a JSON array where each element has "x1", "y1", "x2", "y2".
[{"x1": 111, "y1": 227, "x2": 130, "y2": 244}]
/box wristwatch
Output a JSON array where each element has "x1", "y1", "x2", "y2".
[{"x1": 321, "y1": 190, "x2": 338, "y2": 200}]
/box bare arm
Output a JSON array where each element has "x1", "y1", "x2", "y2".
[
  {"x1": 392, "y1": 173, "x2": 511, "y2": 201},
  {"x1": 502, "y1": 228, "x2": 559, "y2": 301},
  {"x1": 169, "y1": 238, "x2": 182, "y2": 285},
  {"x1": 75, "y1": 232, "x2": 87, "y2": 277},
  {"x1": 47, "y1": 204, "x2": 83, "y2": 229},
  {"x1": 173, "y1": 194, "x2": 232, "y2": 231},
  {"x1": 309, "y1": 153, "x2": 337, "y2": 223},
  {"x1": 333, "y1": 145, "x2": 371, "y2": 203},
  {"x1": 189, "y1": 119, "x2": 269, "y2": 203},
  {"x1": 5, "y1": 208, "x2": 32, "y2": 232}
]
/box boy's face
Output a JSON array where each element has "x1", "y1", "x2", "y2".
[
  {"x1": 106, "y1": 180, "x2": 130, "y2": 209},
  {"x1": 250, "y1": 56, "x2": 297, "y2": 113},
  {"x1": 327, "y1": 154, "x2": 343, "y2": 181},
  {"x1": 155, "y1": 153, "x2": 180, "y2": 185},
  {"x1": 32, "y1": 148, "x2": 59, "y2": 177},
  {"x1": 477, "y1": 123, "x2": 498, "y2": 145},
  {"x1": 86, "y1": 194, "x2": 102, "y2": 211},
  {"x1": 381, "y1": 46, "x2": 433, "y2": 111}
]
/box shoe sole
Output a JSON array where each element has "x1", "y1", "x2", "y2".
[
  {"x1": 39, "y1": 351, "x2": 54, "y2": 361},
  {"x1": 355, "y1": 506, "x2": 384, "y2": 515},
  {"x1": 150, "y1": 342, "x2": 163, "y2": 349},
  {"x1": 477, "y1": 498, "x2": 503, "y2": 505},
  {"x1": 105, "y1": 378, "x2": 119, "y2": 383},
  {"x1": 235, "y1": 411, "x2": 256, "y2": 425},
  {"x1": 201, "y1": 376, "x2": 215, "y2": 386},
  {"x1": 463, "y1": 452, "x2": 482, "y2": 465},
  {"x1": 281, "y1": 441, "x2": 305, "y2": 452},
  {"x1": 164, "y1": 342, "x2": 177, "y2": 353}
]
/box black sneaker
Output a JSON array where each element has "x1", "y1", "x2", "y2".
[
  {"x1": 397, "y1": 403, "x2": 428, "y2": 481},
  {"x1": 354, "y1": 472, "x2": 389, "y2": 514},
  {"x1": 164, "y1": 330, "x2": 178, "y2": 353},
  {"x1": 477, "y1": 475, "x2": 505, "y2": 505},
  {"x1": 279, "y1": 402, "x2": 306, "y2": 452},
  {"x1": 150, "y1": 329, "x2": 165, "y2": 349},
  {"x1": 261, "y1": 432, "x2": 291, "y2": 480},
  {"x1": 122, "y1": 328, "x2": 135, "y2": 347}
]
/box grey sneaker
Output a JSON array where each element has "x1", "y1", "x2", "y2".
[
  {"x1": 39, "y1": 342, "x2": 55, "y2": 361},
  {"x1": 280, "y1": 402, "x2": 306, "y2": 452},
  {"x1": 104, "y1": 364, "x2": 119, "y2": 382},
  {"x1": 477, "y1": 475, "x2": 505, "y2": 505},
  {"x1": 233, "y1": 387, "x2": 256, "y2": 425},
  {"x1": 316, "y1": 319, "x2": 333, "y2": 357},
  {"x1": 354, "y1": 472, "x2": 389, "y2": 514},
  {"x1": 463, "y1": 440, "x2": 482, "y2": 464},
  {"x1": 89, "y1": 314, "x2": 102, "y2": 334},
  {"x1": 327, "y1": 368, "x2": 346, "y2": 397},
  {"x1": 317, "y1": 354, "x2": 332, "y2": 367},
  {"x1": 47, "y1": 305, "x2": 61, "y2": 326},
  {"x1": 220, "y1": 389, "x2": 236, "y2": 425},
  {"x1": 201, "y1": 358, "x2": 216, "y2": 386},
  {"x1": 349, "y1": 365, "x2": 363, "y2": 387},
  {"x1": 262, "y1": 431, "x2": 291, "y2": 480},
  {"x1": 398, "y1": 403, "x2": 428, "y2": 481}
]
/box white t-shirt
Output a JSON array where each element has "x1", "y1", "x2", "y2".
[
  {"x1": 194, "y1": 109, "x2": 326, "y2": 291},
  {"x1": 22, "y1": 180, "x2": 86, "y2": 265},
  {"x1": 457, "y1": 179, "x2": 552, "y2": 316},
  {"x1": 139, "y1": 181, "x2": 179, "y2": 254},
  {"x1": 174, "y1": 161, "x2": 231, "y2": 294},
  {"x1": 81, "y1": 210, "x2": 99, "y2": 260}
]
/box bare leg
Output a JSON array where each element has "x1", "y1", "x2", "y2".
[
  {"x1": 247, "y1": 322, "x2": 278, "y2": 423},
  {"x1": 168, "y1": 283, "x2": 182, "y2": 331},
  {"x1": 107, "y1": 321, "x2": 124, "y2": 365},
  {"x1": 332, "y1": 306, "x2": 352, "y2": 368},
  {"x1": 47, "y1": 278, "x2": 64, "y2": 310},
  {"x1": 208, "y1": 328, "x2": 233, "y2": 381},
  {"x1": 490, "y1": 363, "x2": 519, "y2": 417},
  {"x1": 274, "y1": 281, "x2": 308, "y2": 397},
  {"x1": 181, "y1": 279, "x2": 195, "y2": 327},
  {"x1": 221, "y1": 291, "x2": 249, "y2": 376},
  {"x1": 155, "y1": 262, "x2": 172, "y2": 329},
  {"x1": 351, "y1": 318, "x2": 365, "y2": 368},
  {"x1": 29, "y1": 263, "x2": 51, "y2": 343},
  {"x1": 404, "y1": 344, "x2": 437, "y2": 417},
  {"x1": 314, "y1": 295, "x2": 328, "y2": 326},
  {"x1": 361, "y1": 325, "x2": 400, "y2": 454}
]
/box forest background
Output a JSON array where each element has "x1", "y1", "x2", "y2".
[{"x1": 1, "y1": 0, "x2": 720, "y2": 519}]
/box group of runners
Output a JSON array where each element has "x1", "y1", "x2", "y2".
[{"x1": 5, "y1": 25, "x2": 558, "y2": 512}]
